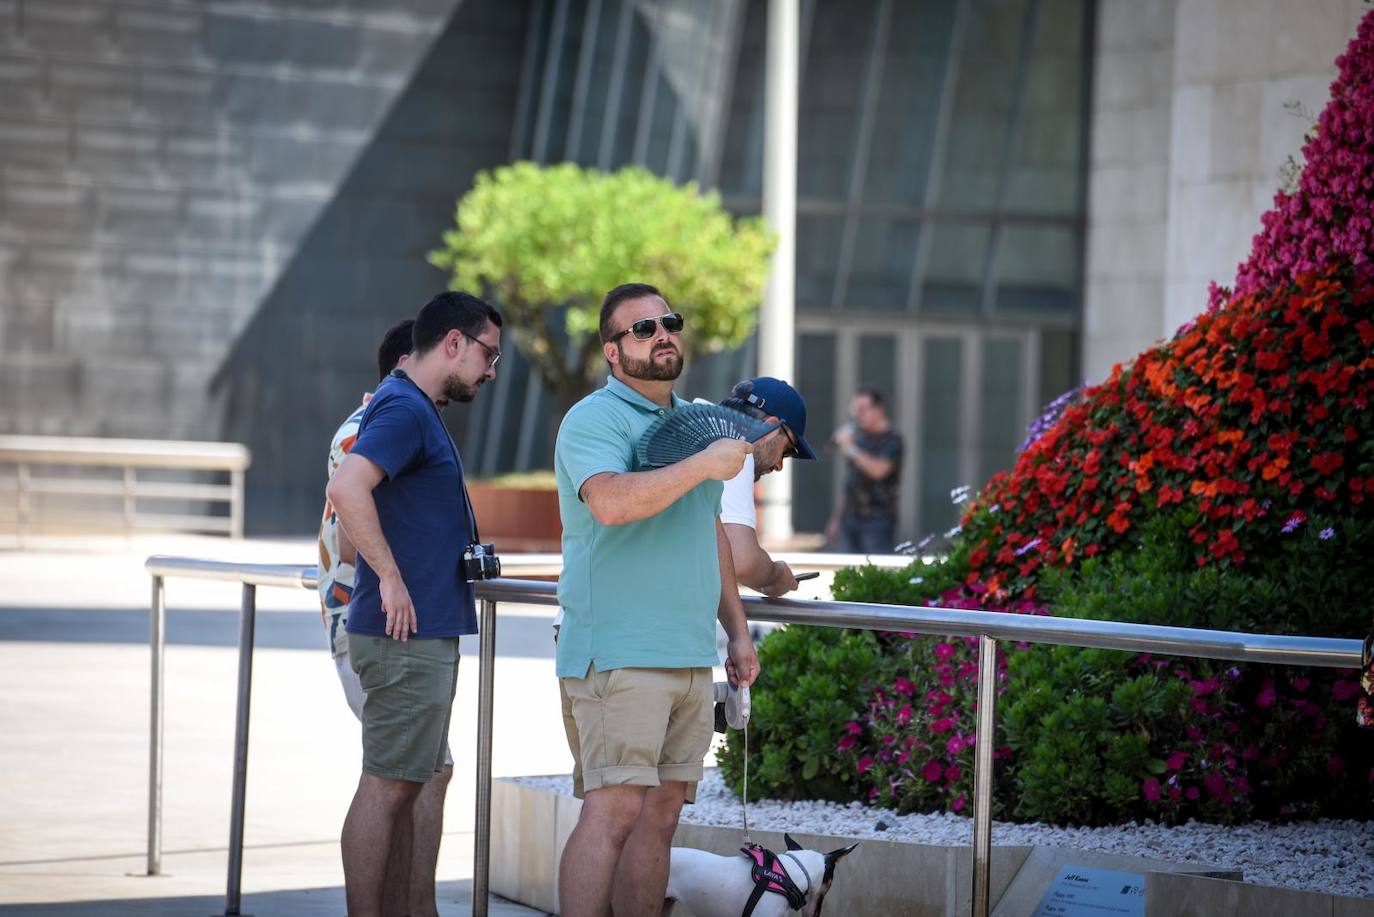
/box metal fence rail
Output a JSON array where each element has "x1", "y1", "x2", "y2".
[
  {"x1": 142, "y1": 556, "x2": 1364, "y2": 917},
  {"x1": 0, "y1": 435, "x2": 250, "y2": 538}
]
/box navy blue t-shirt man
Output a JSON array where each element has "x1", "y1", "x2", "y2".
[
  {"x1": 327, "y1": 290, "x2": 502, "y2": 917},
  {"x1": 346, "y1": 372, "x2": 477, "y2": 638}
]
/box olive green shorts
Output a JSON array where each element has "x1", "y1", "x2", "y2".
[
  {"x1": 349, "y1": 635, "x2": 459, "y2": 783},
  {"x1": 560, "y1": 664, "x2": 713, "y2": 803}
]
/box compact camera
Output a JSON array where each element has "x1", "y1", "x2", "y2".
[{"x1": 462, "y1": 542, "x2": 501, "y2": 582}]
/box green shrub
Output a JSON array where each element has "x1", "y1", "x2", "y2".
[{"x1": 715, "y1": 625, "x2": 887, "y2": 800}]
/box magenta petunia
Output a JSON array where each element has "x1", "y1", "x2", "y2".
[{"x1": 1142, "y1": 778, "x2": 1161, "y2": 801}]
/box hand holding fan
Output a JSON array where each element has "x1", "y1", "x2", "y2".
[{"x1": 635, "y1": 402, "x2": 780, "y2": 468}]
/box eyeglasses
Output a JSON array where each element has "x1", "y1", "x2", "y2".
[
  {"x1": 780, "y1": 424, "x2": 801, "y2": 460},
  {"x1": 608, "y1": 311, "x2": 685, "y2": 343},
  {"x1": 468, "y1": 334, "x2": 501, "y2": 369}
]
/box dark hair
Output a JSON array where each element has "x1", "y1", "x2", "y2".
[
  {"x1": 599, "y1": 282, "x2": 665, "y2": 343},
  {"x1": 412, "y1": 291, "x2": 502, "y2": 355},
  {"x1": 376, "y1": 319, "x2": 415, "y2": 382},
  {"x1": 855, "y1": 387, "x2": 886, "y2": 409}
]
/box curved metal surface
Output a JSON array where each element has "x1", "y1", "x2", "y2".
[{"x1": 144, "y1": 556, "x2": 316, "y2": 590}]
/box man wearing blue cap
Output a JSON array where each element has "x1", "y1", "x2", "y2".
[{"x1": 716, "y1": 377, "x2": 819, "y2": 595}]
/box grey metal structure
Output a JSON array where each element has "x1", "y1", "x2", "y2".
[
  {"x1": 142, "y1": 556, "x2": 1362, "y2": 917},
  {"x1": 0, "y1": 435, "x2": 250, "y2": 538}
]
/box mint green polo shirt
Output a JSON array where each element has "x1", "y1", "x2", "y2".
[{"x1": 554, "y1": 375, "x2": 724, "y2": 678}]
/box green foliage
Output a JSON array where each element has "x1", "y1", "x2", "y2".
[
  {"x1": 429, "y1": 162, "x2": 775, "y2": 406},
  {"x1": 715, "y1": 625, "x2": 886, "y2": 800},
  {"x1": 1002, "y1": 513, "x2": 1374, "y2": 825}
]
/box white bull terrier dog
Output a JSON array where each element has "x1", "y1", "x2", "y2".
[{"x1": 663, "y1": 833, "x2": 858, "y2": 917}]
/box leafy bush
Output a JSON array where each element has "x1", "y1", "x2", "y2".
[{"x1": 716, "y1": 624, "x2": 887, "y2": 801}]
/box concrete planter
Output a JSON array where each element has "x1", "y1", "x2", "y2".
[
  {"x1": 486, "y1": 777, "x2": 1374, "y2": 916},
  {"x1": 468, "y1": 483, "x2": 561, "y2": 552}
]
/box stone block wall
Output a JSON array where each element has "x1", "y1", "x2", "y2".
[
  {"x1": 0, "y1": 0, "x2": 528, "y2": 532},
  {"x1": 1082, "y1": 0, "x2": 1366, "y2": 383}
]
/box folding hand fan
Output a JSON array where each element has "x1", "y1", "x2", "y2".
[{"x1": 635, "y1": 402, "x2": 779, "y2": 468}]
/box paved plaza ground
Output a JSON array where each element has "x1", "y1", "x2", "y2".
[{"x1": 0, "y1": 533, "x2": 574, "y2": 916}]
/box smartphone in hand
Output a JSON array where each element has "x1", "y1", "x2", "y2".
[{"x1": 794, "y1": 571, "x2": 820, "y2": 581}]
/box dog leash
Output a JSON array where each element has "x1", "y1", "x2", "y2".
[{"x1": 742, "y1": 718, "x2": 752, "y2": 844}]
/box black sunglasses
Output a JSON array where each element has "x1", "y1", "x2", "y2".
[
  {"x1": 608, "y1": 311, "x2": 685, "y2": 343},
  {"x1": 780, "y1": 424, "x2": 801, "y2": 459}
]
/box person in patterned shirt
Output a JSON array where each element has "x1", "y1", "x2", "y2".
[{"x1": 317, "y1": 318, "x2": 453, "y2": 916}]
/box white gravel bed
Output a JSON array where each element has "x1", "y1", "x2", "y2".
[{"x1": 515, "y1": 770, "x2": 1374, "y2": 900}]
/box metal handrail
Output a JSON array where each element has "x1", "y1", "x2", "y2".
[
  {"x1": 2, "y1": 435, "x2": 250, "y2": 538},
  {"x1": 453, "y1": 551, "x2": 916, "y2": 577},
  {"x1": 141, "y1": 557, "x2": 1364, "y2": 917}
]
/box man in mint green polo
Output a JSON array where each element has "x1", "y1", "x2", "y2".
[{"x1": 555, "y1": 282, "x2": 760, "y2": 917}]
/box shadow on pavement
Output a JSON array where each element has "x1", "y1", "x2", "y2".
[{"x1": 0, "y1": 880, "x2": 548, "y2": 916}]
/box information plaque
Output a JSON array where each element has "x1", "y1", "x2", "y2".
[{"x1": 1030, "y1": 864, "x2": 1146, "y2": 916}]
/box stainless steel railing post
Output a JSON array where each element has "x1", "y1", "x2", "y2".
[
  {"x1": 971, "y1": 634, "x2": 998, "y2": 917},
  {"x1": 220, "y1": 583, "x2": 257, "y2": 917},
  {"x1": 146, "y1": 574, "x2": 165, "y2": 876},
  {"x1": 472, "y1": 597, "x2": 498, "y2": 917}
]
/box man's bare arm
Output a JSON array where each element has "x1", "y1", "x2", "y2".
[
  {"x1": 845, "y1": 446, "x2": 894, "y2": 481},
  {"x1": 326, "y1": 453, "x2": 416, "y2": 639},
  {"x1": 724, "y1": 522, "x2": 797, "y2": 596},
  {"x1": 580, "y1": 438, "x2": 749, "y2": 526},
  {"x1": 716, "y1": 518, "x2": 759, "y2": 687}
]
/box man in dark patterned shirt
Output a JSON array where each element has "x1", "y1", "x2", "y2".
[{"x1": 826, "y1": 387, "x2": 904, "y2": 554}]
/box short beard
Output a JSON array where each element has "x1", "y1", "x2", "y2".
[
  {"x1": 443, "y1": 373, "x2": 481, "y2": 404},
  {"x1": 617, "y1": 342, "x2": 683, "y2": 381}
]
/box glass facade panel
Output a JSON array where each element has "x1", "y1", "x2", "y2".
[
  {"x1": 844, "y1": 218, "x2": 920, "y2": 311},
  {"x1": 793, "y1": 333, "x2": 838, "y2": 532},
  {"x1": 857, "y1": 335, "x2": 898, "y2": 416},
  {"x1": 796, "y1": 0, "x2": 876, "y2": 200},
  {"x1": 795, "y1": 214, "x2": 843, "y2": 310},
  {"x1": 920, "y1": 336, "x2": 963, "y2": 535},
  {"x1": 919, "y1": 221, "x2": 990, "y2": 314},
  {"x1": 476, "y1": 0, "x2": 1090, "y2": 533},
  {"x1": 978, "y1": 337, "x2": 1024, "y2": 485},
  {"x1": 861, "y1": 0, "x2": 958, "y2": 208},
  {"x1": 993, "y1": 223, "x2": 1079, "y2": 315}
]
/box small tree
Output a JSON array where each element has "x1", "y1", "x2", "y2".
[{"x1": 429, "y1": 162, "x2": 776, "y2": 417}]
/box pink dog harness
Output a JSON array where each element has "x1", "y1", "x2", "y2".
[{"x1": 740, "y1": 843, "x2": 809, "y2": 914}]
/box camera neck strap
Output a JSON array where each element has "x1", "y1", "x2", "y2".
[{"x1": 388, "y1": 368, "x2": 482, "y2": 545}]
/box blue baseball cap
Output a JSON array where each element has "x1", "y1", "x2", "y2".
[{"x1": 728, "y1": 377, "x2": 818, "y2": 460}]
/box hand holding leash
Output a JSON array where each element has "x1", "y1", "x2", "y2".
[{"x1": 725, "y1": 634, "x2": 759, "y2": 687}]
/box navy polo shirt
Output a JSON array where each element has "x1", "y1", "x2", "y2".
[{"x1": 345, "y1": 373, "x2": 477, "y2": 638}]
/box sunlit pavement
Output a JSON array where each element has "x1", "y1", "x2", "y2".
[{"x1": 0, "y1": 534, "x2": 569, "y2": 916}]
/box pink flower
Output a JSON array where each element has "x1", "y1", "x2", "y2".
[
  {"x1": 896, "y1": 704, "x2": 913, "y2": 725},
  {"x1": 946, "y1": 765, "x2": 962, "y2": 783},
  {"x1": 951, "y1": 794, "x2": 966, "y2": 812},
  {"x1": 844, "y1": 721, "x2": 862, "y2": 736},
  {"x1": 934, "y1": 643, "x2": 956, "y2": 661},
  {"x1": 837, "y1": 735, "x2": 857, "y2": 752},
  {"x1": 946, "y1": 736, "x2": 965, "y2": 756},
  {"x1": 922, "y1": 760, "x2": 943, "y2": 782},
  {"x1": 1143, "y1": 778, "x2": 1161, "y2": 801},
  {"x1": 1185, "y1": 787, "x2": 1200, "y2": 801},
  {"x1": 857, "y1": 756, "x2": 875, "y2": 775},
  {"x1": 1166, "y1": 752, "x2": 1187, "y2": 771},
  {"x1": 1256, "y1": 686, "x2": 1277, "y2": 709},
  {"x1": 930, "y1": 717, "x2": 956, "y2": 734},
  {"x1": 1292, "y1": 677, "x2": 1310, "y2": 693},
  {"x1": 883, "y1": 734, "x2": 897, "y2": 747},
  {"x1": 1333, "y1": 680, "x2": 1361, "y2": 701},
  {"x1": 893, "y1": 677, "x2": 916, "y2": 696},
  {"x1": 1204, "y1": 773, "x2": 1227, "y2": 798}
]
